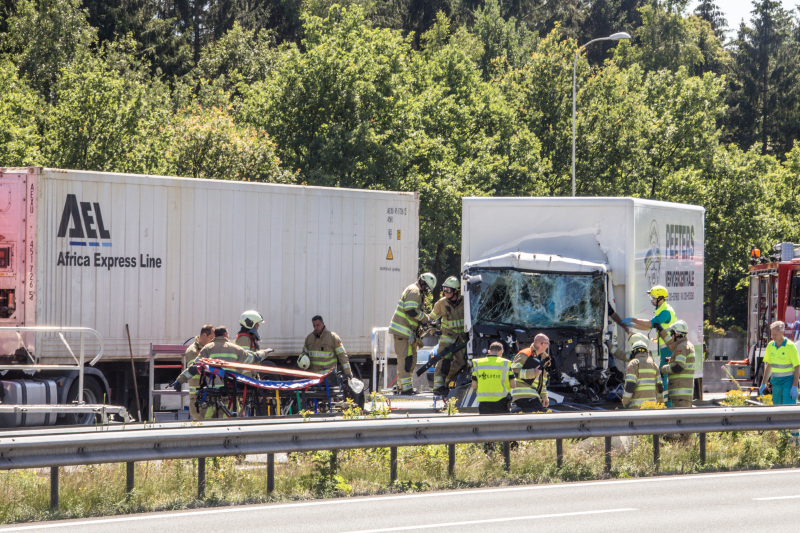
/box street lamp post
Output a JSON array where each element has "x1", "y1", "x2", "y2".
[{"x1": 572, "y1": 32, "x2": 631, "y2": 197}]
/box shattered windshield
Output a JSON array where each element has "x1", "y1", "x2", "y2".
[{"x1": 469, "y1": 269, "x2": 605, "y2": 330}]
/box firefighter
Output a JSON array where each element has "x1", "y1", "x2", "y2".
[
  {"x1": 622, "y1": 285, "x2": 677, "y2": 406},
  {"x1": 303, "y1": 315, "x2": 353, "y2": 379},
  {"x1": 472, "y1": 342, "x2": 516, "y2": 414},
  {"x1": 390, "y1": 272, "x2": 437, "y2": 395},
  {"x1": 236, "y1": 310, "x2": 264, "y2": 351},
  {"x1": 173, "y1": 324, "x2": 215, "y2": 420},
  {"x1": 197, "y1": 326, "x2": 266, "y2": 417},
  {"x1": 657, "y1": 319, "x2": 695, "y2": 408},
  {"x1": 621, "y1": 340, "x2": 664, "y2": 409},
  {"x1": 431, "y1": 276, "x2": 467, "y2": 397},
  {"x1": 511, "y1": 334, "x2": 551, "y2": 413}
]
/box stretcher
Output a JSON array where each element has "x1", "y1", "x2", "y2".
[{"x1": 196, "y1": 358, "x2": 326, "y2": 379}]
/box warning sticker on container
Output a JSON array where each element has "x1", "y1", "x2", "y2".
[{"x1": 386, "y1": 247, "x2": 393, "y2": 260}]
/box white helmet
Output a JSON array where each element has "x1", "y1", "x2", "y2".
[
  {"x1": 630, "y1": 340, "x2": 649, "y2": 357},
  {"x1": 240, "y1": 310, "x2": 264, "y2": 329},
  {"x1": 297, "y1": 353, "x2": 311, "y2": 370},
  {"x1": 419, "y1": 272, "x2": 437, "y2": 291},
  {"x1": 670, "y1": 320, "x2": 689, "y2": 336}
]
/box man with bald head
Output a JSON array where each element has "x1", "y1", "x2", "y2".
[{"x1": 511, "y1": 334, "x2": 551, "y2": 412}]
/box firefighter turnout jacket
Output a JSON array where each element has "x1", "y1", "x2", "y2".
[
  {"x1": 658, "y1": 329, "x2": 696, "y2": 403},
  {"x1": 303, "y1": 327, "x2": 352, "y2": 378},
  {"x1": 471, "y1": 355, "x2": 513, "y2": 403},
  {"x1": 431, "y1": 296, "x2": 466, "y2": 349},
  {"x1": 390, "y1": 282, "x2": 427, "y2": 340},
  {"x1": 622, "y1": 353, "x2": 664, "y2": 408},
  {"x1": 181, "y1": 337, "x2": 204, "y2": 394},
  {"x1": 199, "y1": 336, "x2": 259, "y2": 368},
  {"x1": 511, "y1": 348, "x2": 549, "y2": 405}
]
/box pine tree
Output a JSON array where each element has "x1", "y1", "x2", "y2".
[
  {"x1": 693, "y1": 0, "x2": 727, "y2": 40},
  {"x1": 727, "y1": 0, "x2": 800, "y2": 156}
]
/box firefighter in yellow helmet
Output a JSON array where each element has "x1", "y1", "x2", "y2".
[
  {"x1": 621, "y1": 340, "x2": 664, "y2": 409},
  {"x1": 390, "y1": 272, "x2": 437, "y2": 395},
  {"x1": 658, "y1": 320, "x2": 696, "y2": 408},
  {"x1": 621, "y1": 285, "x2": 677, "y2": 407},
  {"x1": 430, "y1": 276, "x2": 467, "y2": 397},
  {"x1": 236, "y1": 310, "x2": 264, "y2": 351}
]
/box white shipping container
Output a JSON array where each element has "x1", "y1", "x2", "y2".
[
  {"x1": 0, "y1": 167, "x2": 419, "y2": 363},
  {"x1": 462, "y1": 197, "x2": 704, "y2": 376}
]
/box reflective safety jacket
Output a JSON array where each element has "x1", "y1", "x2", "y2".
[
  {"x1": 765, "y1": 339, "x2": 800, "y2": 379},
  {"x1": 303, "y1": 327, "x2": 352, "y2": 378},
  {"x1": 182, "y1": 337, "x2": 204, "y2": 393},
  {"x1": 659, "y1": 330, "x2": 696, "y2": 402},
  {"x1": 622, "y1": 354, "x2": 664, "y2": 408},
  {"x1": 651, "y1": 302, "x2": 677, "y2": 362},
  {"x1": 471, "y1": 356, "x2": 513, "y2": 403},
  {"x1": 199, "y1": 336, "x2": 257, "y2": 369},
  {"x1": 431, "y1": 296, "x2": 465, "y2": 355},
  {"x1": 390, "y1": 282, "x2": 426, "y2": 339},
  {"x1": 511, "y1": 348, "x2": 549, "y2": 403},
  {"x1": 235, "y1": 331, "x2": 258, "y2": 351}
]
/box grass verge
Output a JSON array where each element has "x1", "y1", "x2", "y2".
[{"x1": 2, "y1": 428, "x2": 799, "y2": 524}]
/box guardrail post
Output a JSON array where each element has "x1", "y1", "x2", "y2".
[
  {"x1": 126, "y1": 462, "x2": 135, "y2": 495},
  {"x1": 556, "y1": 439, "x2": 563, "y2": 468},
  {"x1": 447, "y1": 444, "x2": 455, "y2": 476},
  {"x1": 330, "y1": 450, "x2": 338, "y2": 474},
  {"x1": 197, "y1": 458, "x2": 206, "y2": 499},
  {"x1": 50, "y1": 467, "x2": 58, "y2": 511},
  {"x1": 604, "y1": 436, "x2": 612, "y2": 472},
  {"x1": 699, "y1": 433, "x2": 706, "y2": 464},
  {"x1": 653, "y1": 435, "x2": 660, "y2": 469},
  {"x1": 267, "y1": 453, "x2": 275, "y2": 493},
  {"x1": 502, "y1": 442, "x2": 511, "y2": 472},
  {"x1": 390, "y1": 447, "x2": 398, "y2": 484}
]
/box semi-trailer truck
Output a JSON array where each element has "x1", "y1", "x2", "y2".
[{"x1": 0, "y1": 167, "x2": 419, "y2": 425}]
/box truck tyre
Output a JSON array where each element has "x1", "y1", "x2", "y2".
[{"x1": 63, "y1": 377, "x2": 105, "y2": 425}]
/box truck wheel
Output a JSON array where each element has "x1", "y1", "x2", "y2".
[{"x1": 64, "y1": 377, "x2": 105, "y2": 425}]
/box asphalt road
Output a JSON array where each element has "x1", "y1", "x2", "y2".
[{"x1": 3, "y1": 469, "x2": 800, "y2": 532}]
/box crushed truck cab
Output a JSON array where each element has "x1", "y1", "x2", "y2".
[{"x1": 460, "y1": 197, "x2": 705, "y2": 408}]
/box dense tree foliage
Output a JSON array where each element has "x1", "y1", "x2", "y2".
[{"x1": 1, "y1": 0, "x2": 799, "y2": 327}]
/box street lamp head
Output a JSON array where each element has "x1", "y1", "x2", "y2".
[{"x1": 608, "y1": 32, "x2": 631, "y2": 40}]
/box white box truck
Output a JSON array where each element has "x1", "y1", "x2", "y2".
[
  {"x1": 461, "y1": 197, "x2": 704, "y2": 406},
  {"x1": 0, "y1": 167, "x2": 418, "y2": 424}
]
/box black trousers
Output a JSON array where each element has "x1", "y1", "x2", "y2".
[
  {"x1": 514, "y1": 398, "x2": 545, "y2": 413},
  {"x1": 478, "y1": 398, "x2": 509, "y2": 414}
]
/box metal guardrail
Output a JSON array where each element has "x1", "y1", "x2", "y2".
[{"x1": 2, "y1": 405, "x2": 800, "y2": 509}]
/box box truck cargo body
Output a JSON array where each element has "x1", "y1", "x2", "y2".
[
  {"x1": 0, "y1": 167, "x2": 418, "y2": 418},
  {"x1": 461, "y1": 197, "x2": 704, "y2": 405}
]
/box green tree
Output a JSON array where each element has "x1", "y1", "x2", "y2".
[
  {"x1": 0, "y1": 59, "x2": 41, "y2": 165},
  {"x1": 42, "y1": 42, "x2": 172, "y2": 173},
  {"x1": 727, "y1": 0, "x2": 800, "y2": 156},
  {"x1": 4, "y1": 0, "x2": 95, "y2": 100}
]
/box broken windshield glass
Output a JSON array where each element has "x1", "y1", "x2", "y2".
[{"x1": 469, "y1": 269, "x2": 605, "y2": 330}]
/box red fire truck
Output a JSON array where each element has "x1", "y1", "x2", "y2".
[{"x1": 746, "y1": 243, "x2": 800, "y2": 385}]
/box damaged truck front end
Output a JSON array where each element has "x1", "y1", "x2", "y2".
[{"x1": 462, "y1": 252, "x2": 622, "y2": 407}]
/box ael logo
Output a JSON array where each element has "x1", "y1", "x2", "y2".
[{"x1": 57, "y1": 194, "x2": 112, "y2": 247}]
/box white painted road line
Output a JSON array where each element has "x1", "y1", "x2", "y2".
[
  {"x1": 2, "y1": 469, "x2": 800, "y2": 531},
  {"x1": 339, "y1": 508, "x2": 639, "y2": 533},
  {"x1": 753, "y1": 495, "x2": 800, "y2": 501}
]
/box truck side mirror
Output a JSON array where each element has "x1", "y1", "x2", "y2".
[{"x1": 465, "y1": 274, "x2": 482, "y2": 292}]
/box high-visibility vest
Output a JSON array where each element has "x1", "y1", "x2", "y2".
[
  {"x1": 765, "y1": 339, "x2": 800, "y2": 378},
  {"x1": 472, "y1": 356, "x2": 512, "y2": 403},
  {"x1": 653, "y1": 302, "x2": 677, "y2": 360}
]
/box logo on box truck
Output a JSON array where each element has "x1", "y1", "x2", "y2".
[
  {"x1": 644, "y1": 221, "x2": 661, "y2": 286},
  {"x1": 56, "y1": 194, "x2": 162, "y2": 269}
]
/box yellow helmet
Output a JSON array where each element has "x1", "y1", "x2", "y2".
[{"x1": 647, "y1": 285, "x2": 668, "y2": 300}]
